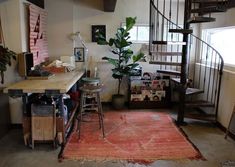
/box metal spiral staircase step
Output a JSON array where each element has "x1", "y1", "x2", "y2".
[
  {"x1": 186, "y1": 88, "x2": 204, "y2": 95},
  {"x1": 192, "y1": 0, "x2": 228, "y2": 4},
  {"x1": 150, "y1": 51, "x2": 182, "y2": 56},
  {"x1": 152, "y1": 41, "x2": 186, "y2": 45},
  {"x1": 149, "y1": 61, "x2": 181, "y2": 66},
  {"x1": 191, "y1": 6, "x2": 227, "y2": 14},
  {"x1": 188, "y1": 16, "x2": 216, "y2": 23},
  {"x1": 157, "y1": 70, "x2": 181, "y2": 76},
  {"x1": 185, "y1": 100, "x2": 215, "y2": 107},
  {"x1": 169, "y1": 29, "x2": 193, "y2": 34},
  {"x1": 184, "y1": 113, "x2": 216, "y2": 122}
]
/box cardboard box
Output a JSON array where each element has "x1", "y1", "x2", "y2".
[{"x1": 43, "y1": 66, "x2": 67, "y2": 73}]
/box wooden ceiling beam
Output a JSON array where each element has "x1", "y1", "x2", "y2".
[
  {"x1": 103, "y1": 0, "x2": 117, "y2": 12},
  {"x1": 27, "y1": 0, "x2": 44, "y2": 9}
]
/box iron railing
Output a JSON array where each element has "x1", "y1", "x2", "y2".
[{"x1": 149, "y1": 0, "x2": 224, "y2": 118}]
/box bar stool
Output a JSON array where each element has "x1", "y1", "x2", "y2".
[
  {"x1": 80, "y1": 77, "x2": 100, "y2": 115},
  {"x1": 82, "y1": 77, "x2": 100, "y2": 86},
  {"x1": 78, "y1": 84, "x2": 105, "y2": 138}
]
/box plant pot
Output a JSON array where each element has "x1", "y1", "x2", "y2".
[{"x1": 112, "y1": 94, "x2": 125, "y2": 110}]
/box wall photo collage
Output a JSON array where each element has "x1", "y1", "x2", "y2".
[{"x1": 130, "y1": 72, "x2": 170, "y2": 102}]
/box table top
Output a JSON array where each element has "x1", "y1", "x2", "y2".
[{"x1": 4, "y1": 71, "x2": 84, "y2": 94}]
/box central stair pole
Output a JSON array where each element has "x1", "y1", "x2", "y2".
[{"x1": 177, "y1": 0, "x2": 191, "y2": 125}]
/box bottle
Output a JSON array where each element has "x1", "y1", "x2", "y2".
[{"x1": 94, "y1": 67, "x2": 97, "y2": 78}]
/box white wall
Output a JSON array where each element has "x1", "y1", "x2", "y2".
[
  {"x1": 0, "y1": 0, "x2": 29, "y2": 123},
  {"x1": 45, "y1": 0, "x2": 74, "y2": 58},
  {"x1": 198, "y1": 8, "x2": 235, "y2": 127},
  {"x1": 73, "y1": 0, "x2": 150, "y2": 101},
  {"x1": 0, "y1": 0, "x2": 24, "y2": 86}
]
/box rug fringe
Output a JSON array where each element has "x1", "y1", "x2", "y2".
[{"x1": 172, "y1": 118, "x2": 207, "y2": 161}]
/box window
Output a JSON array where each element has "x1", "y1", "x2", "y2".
[
  {"x1": 202, "y1": 27, "x2": 235, "y2": 66},
  {"x1": 122, "y1": 23, "x2": 149, "y2": 43}
]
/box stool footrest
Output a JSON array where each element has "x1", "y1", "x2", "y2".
[
  {"x1": 83, "y1": 108, "x2": 98, "y2": 111},
  {"x1": 83, "y1": 104, "x2": 98, "y2": 107}
]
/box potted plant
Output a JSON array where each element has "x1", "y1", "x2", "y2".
[
  {"x1": 0, "y1": 45, "x2": 17, "y2": 84},
  {"x1": 96, "y1": 17, "x2": 144, "y2": 109}
]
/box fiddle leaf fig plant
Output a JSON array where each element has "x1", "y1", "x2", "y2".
[
  {"x1": 96, "y1": 17, "x2": 144, "y2": 95},
  {"x1": 0, "y1": 45, "x2": 17, "y2": 84}
]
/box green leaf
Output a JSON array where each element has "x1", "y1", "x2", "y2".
[
  {"x1": 109, "y1": 38, "x2": 115, "y2": 46},
  {"x1": 125, "y1": 17, "x2": 136, "y2": 32},
  {"x1": 133, "y1": 52, "x2": 145, "y2": 62},
  {"x1": 102, "y1": 57, "x2": 119, "y2": 67},
  {"x1": 97, "y1": 39, "x2": 108, "y2": 45},
  {"x1": 94, "y1": 17, "x2": 145, "y2": 94}
]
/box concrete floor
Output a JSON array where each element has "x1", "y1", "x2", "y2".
[{"x1": 0, "y1": 109, "x2": 235, "y2": 167}]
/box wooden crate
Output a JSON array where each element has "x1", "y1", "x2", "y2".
[{"x1": 31, "y1": 104, "x2": 56, "y2": 149}]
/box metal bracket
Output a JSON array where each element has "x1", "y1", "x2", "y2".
[{"x1": 8, "y1": 89, "x2": 24, "y2": 97}]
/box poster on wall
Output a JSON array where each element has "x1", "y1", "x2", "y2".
[{"x1": 29, "y1": 4, "x2": 49, "y2": 66}]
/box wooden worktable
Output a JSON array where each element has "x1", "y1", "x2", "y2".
[
  {"x1": 4, "y1": 70, "x2": 84, "y2": 94},
  {"x1": 3, "y1": 70, "x2": 84, "y2": 147}
]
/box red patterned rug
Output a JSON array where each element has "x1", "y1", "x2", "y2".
[{"x1": 61, "y1": 111, "x2": 204, "y2": 163}]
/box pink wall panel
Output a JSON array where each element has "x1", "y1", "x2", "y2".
[{"x1": 29, "y1": 4, "x2": 49, "y2": 66}]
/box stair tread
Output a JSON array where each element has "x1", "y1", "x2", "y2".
[
  {"x1": 150, "y1": 51, "x2": 182, "y2": 56},
  {"x1": 192, "y1": 0, "x2": 228, "y2": 4},
  {"x1": 191, "y1": 6, "x2": 227, "y2": 14},
  {"x1": 171, "y1": 78, "x2": 181, "y2": 83},
  {"x1": 184, "y1": 113, "x2": 216, "y2": 121},
  {"x1": 169, "y1": 29, "x2": 193, "y2": 34},
  {"x1": 149, "y1": 61, "x2": 181, "y2": 66},
  {"x1": 172, "y1": 78, "x2": 193, "y2": 84},
  {"x1": 185, "y1": 100, "x2": 215, "y2": 107},
  {"x1": 188, "y1": 16, "x2": 216, "y2": 23},
  {"x1": 157, "y1": 70, "x2": 181, "y2": 76},
  {"x1": 152, "y1": 41, "x2": 186, "y2": 45},
  {"x1": 186, "y1": 88, "x2": 204, "y2": 95}
]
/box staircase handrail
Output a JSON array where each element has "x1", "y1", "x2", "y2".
[{"x1": 150, "y1": 0, "x2": 224, "y2": 73}]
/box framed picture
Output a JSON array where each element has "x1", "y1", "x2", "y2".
[
  {"x1": 74, "y1": 47, "x2": 84, "y2": 62},
  {"x1": 91, "y1": 25, "x2": 106, "y2": 42}
]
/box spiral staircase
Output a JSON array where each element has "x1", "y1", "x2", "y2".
[{"x1": 149, "y1": 0, "x2": 234, "y2": 124}]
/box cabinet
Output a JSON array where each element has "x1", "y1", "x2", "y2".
[{"x1": 129, "y1": 75, "x2": 171, "y2": 109}]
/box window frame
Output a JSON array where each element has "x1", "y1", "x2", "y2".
[
  {"x1": 121, "y1": 23, "x2": 149, "y2": 44},
  {"x1": 201, "y1": 26, "x2": 235, "y2": 68}
]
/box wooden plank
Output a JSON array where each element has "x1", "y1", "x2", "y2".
[
  {"x1": 27, "y1": 0, "x2": 44, "y2": 9},
  {"x1": 4, "y1": 71, "x2": 84, "y2": 94}
]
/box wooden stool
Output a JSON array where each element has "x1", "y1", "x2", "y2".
[
  {"x1": 78, "y1": 84, "x2": 105, "y2": 138},
  {"x1": 82, "y1": 77, "x2": 100, "y2": 86}
]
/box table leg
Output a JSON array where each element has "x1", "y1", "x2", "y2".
[{"x1": 58, "y1": 95, "x2": 66, "y2": 144}]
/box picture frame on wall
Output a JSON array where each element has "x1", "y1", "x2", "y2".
[
  {"x1": 74, "y1": 47, "x2": 84, "y2": 62},
  {"x1": 92, "y1": 25, "x2": 106, "y2": 42}
]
